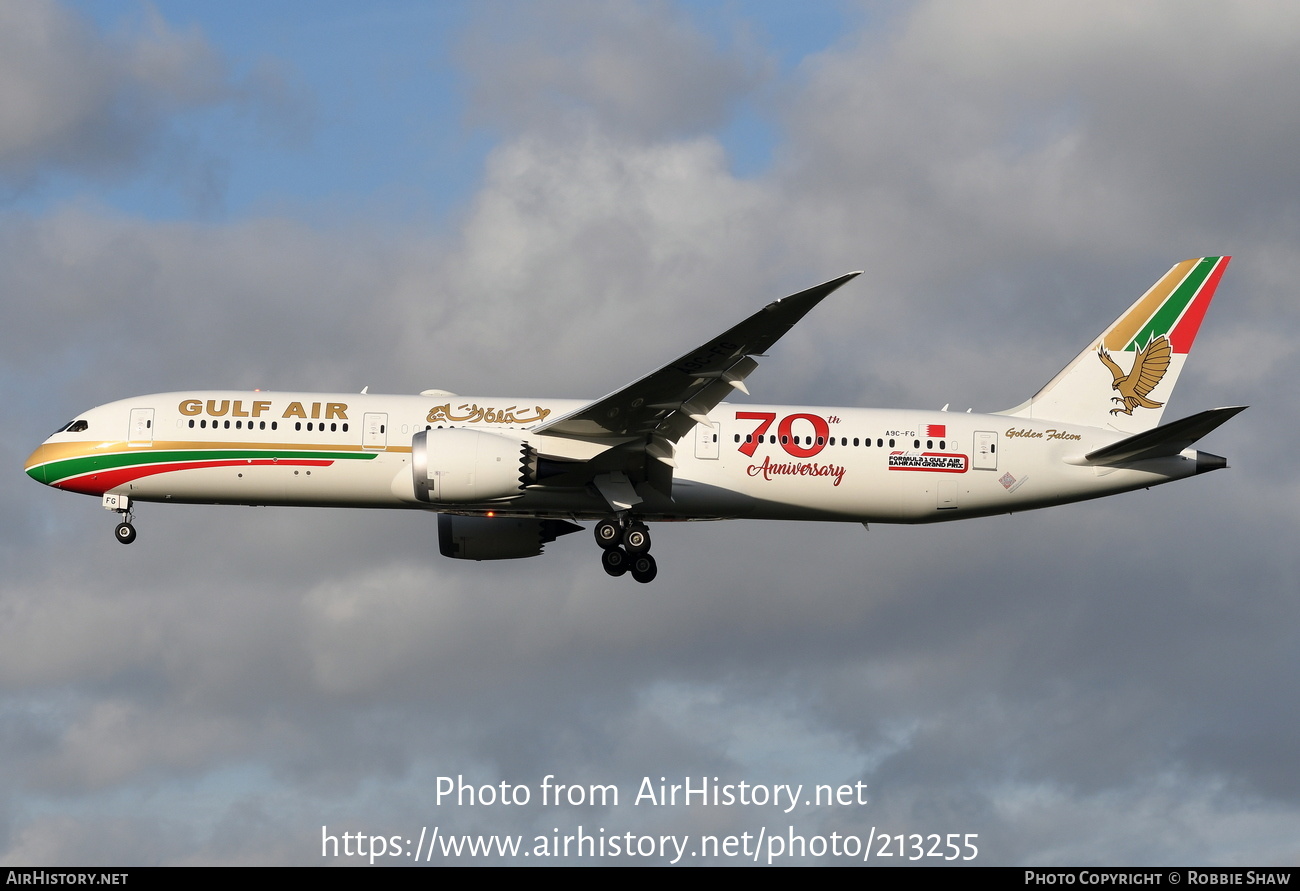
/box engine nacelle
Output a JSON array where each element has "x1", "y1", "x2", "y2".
[
  {"x1": 412, "y1": 428, "x2": 536, "y2": 503},
  {"x1": 438, "y1": 514, "x2": 582, "y2": 560}
]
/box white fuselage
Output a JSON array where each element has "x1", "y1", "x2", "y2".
[{"x1": 26, "y1": 389, "x2": 1206, "y2": 525}]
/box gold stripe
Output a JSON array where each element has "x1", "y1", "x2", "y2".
[
  {"x1": 1102, "y1": 258, "x2": 1197, "y2": 350},
  {"x1": 26, "y1": 441, "x2": 118, "y2": 465},
  {"x1": 146, "y1": 439, "x2": 414, "y2": 454},
  {"x1": 27, "y1": 439, "x2": 413, "y2": 467}
]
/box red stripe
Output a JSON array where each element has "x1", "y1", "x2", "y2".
[
  {"x1": 56, "y1": 458, "x2": 333, "y2": 496},
  {"x1": 1169, "y1": 257, "x2": 1230, "y2": 353}
]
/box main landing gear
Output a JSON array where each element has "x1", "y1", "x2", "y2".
[
  {"x1": 104, "y1": 493, "x2": 137, "y2": 545},
  {"x1": 594, "y1": 517, "x2": 657, "y2": 583}
]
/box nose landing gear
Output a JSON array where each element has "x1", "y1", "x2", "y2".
[
  {"x1": 103, "y1": 493, "x2": 137, "y2": 545},
  {"x1": 594, "y1": 517, "x2": 657, "y2": 583}
]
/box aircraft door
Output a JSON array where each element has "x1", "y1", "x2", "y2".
[
  {"x1": 363, "y1": 412, "x2": 388, "y2": 449},
  {"x1": 694, "y1": 422, "x2": 720, "y2": 459},
  {"x1": 128, "y1": 408, "x2": 154, "y2": 447},
  {"x1": 974, "y1": 431, "x2": 998, "y2": 470}
]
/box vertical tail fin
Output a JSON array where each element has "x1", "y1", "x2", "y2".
[{"x1": 1001, "y1": 257, "x2": 1230, "y2": 434}]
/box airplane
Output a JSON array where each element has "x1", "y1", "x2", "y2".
[{"x1": 25, "y1": 257, "x2": 1242, "y2": 584}]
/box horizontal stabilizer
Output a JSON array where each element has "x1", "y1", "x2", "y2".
[{"x1": 1081, "y1": 406, "x2": 1247, "y2": 466}]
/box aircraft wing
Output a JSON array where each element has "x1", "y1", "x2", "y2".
[{"x1": 533, "y1": 272, "x2": 861, "y2": 449}]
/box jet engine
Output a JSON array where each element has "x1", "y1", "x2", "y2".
[
  {"x1": 411, "y1": 428, "x2": 537, "y2": 503},
  {"x1": 438, "y1": 514, "x2": 583, "y2": 560}
]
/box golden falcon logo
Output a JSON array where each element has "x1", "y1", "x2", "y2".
[{"x1": 1097, "y1": 335, "x2": 1171, "y2": 416}]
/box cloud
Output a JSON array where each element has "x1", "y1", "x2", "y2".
[
  {"x1": 457, "y1": 0, "x2": 767, "y2": 141},
  {"x1": 4, "y1": 0, "x2": 1300, "y2": 866},
  {"x1": 0, "y1": 1, "x2": 307, "y2": 201}
]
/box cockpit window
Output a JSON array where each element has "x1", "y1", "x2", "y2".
[{"x1": 54, "y1": 419, "x2": 89, "y2": 435}]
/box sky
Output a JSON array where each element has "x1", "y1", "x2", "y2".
[{"x1": 2, "y1": 0, "x2": 1299, "y2": 866}]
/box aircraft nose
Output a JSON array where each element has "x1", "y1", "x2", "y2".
[{"x1": 25, "y1": 442, "x2": 52, "y2": 486}]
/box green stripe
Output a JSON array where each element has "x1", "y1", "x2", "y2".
[
  {"x1": 1124, "y1": 257, "x2": 1218, "y2": 350},
  {"x1": 35, "y1": 448, "x2": 377, "y2": 484}
]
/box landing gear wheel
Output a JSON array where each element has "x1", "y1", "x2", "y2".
[
  {"x1": 594, "y1": 519, "x2": 622, "y2": 550},
  {"x1": 602, "y1": 547, "x2": 630, "y2": 577},
  {"x1": 630, "y1": 553, "x2": 658, "y2": 584},
  {"x1": 115, "y1": 522, "x2": 137, "y2": 545},
  {"x1": 624, "y1": 523, "x2": 651, "y2": 555}
]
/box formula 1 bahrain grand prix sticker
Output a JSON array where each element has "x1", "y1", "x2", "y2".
[{"x1": 887, "y1": 451, "x2": 969, "y2": 472}]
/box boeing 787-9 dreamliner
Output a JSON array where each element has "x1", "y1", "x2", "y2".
[{"x1": 26, "y1": 257, "x2": 1242, "y2": 583}]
